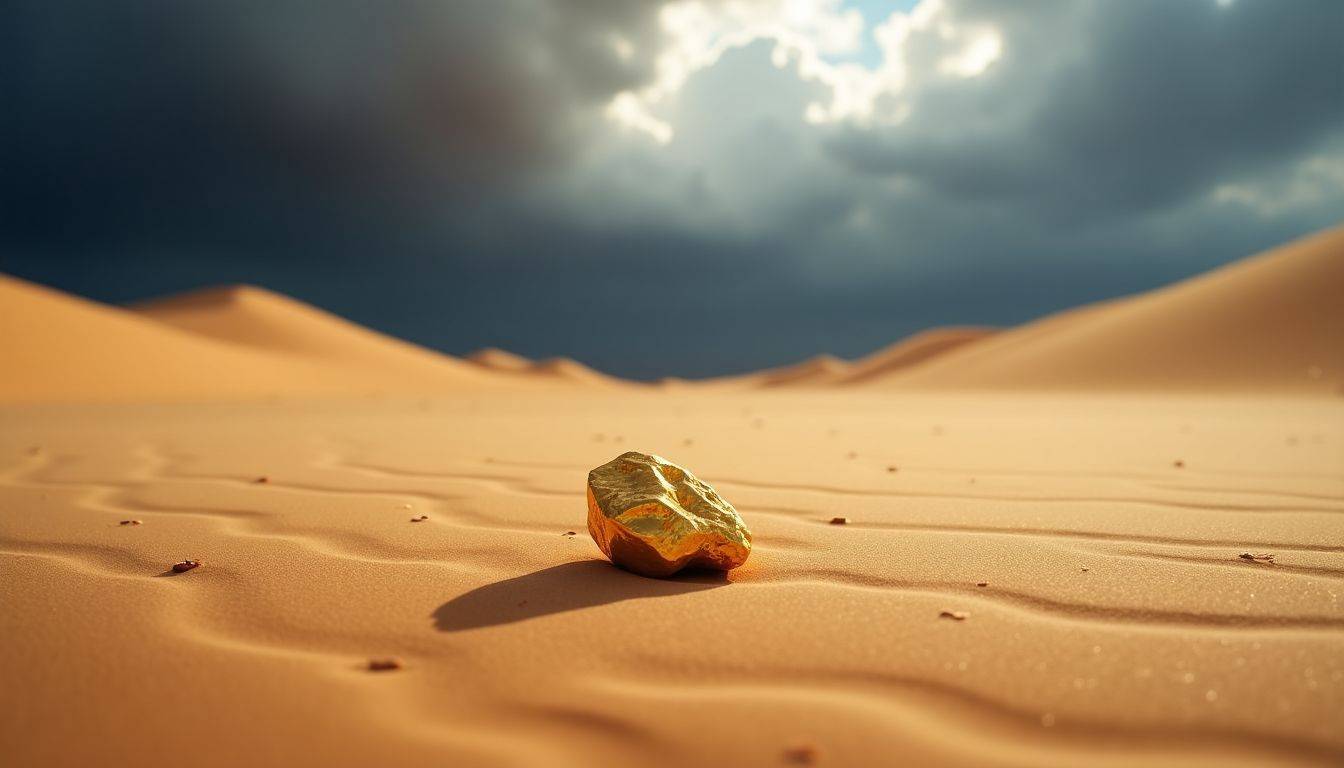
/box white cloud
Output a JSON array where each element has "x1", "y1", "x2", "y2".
[
  {"x1": 1212, "y1": 152, "x2": 1344, "y2": 217},
  {"x1": 603, "y1": 0, "x2": 1005, "y2": 141}
]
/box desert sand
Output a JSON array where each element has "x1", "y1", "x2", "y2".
[{"x1": 2, "y1": 228, "x2": 1342, "y2": 767}]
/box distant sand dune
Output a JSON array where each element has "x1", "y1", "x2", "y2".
[
  {"x1": 4, "y1": 226, "x2": 1340, "y2": 400},
  {"x1": 466, "y1": 347, "x2": 533, "y2": 372},
  {"x1": 132, "y1": 284, "x2": 501, "y2": 386},
  {"x1": 0, "y1": 276, "x2": 409, "y2": 402},
  {"x1": 833, "y1": 327, "x2": 997, "y2": 385},
  {"x1": 871, "y1": 226, "x2": 1344, "y2": 393},
  {"x1": 708, "y1": 327, "x2": 993, "y2": 389},
  {"x1": 468, "y1": 347, "x2": 626, "y2": 387}
]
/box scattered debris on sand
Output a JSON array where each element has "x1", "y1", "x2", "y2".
[
  {"x1": 939, "y1": 610, "x2": 968, "y2": 621},
  {"x1": 976, "y1": 581, "x2": 988, "y2": 587},
  {"x1": 783, "y1": 743, "x2": 818, "y2": 765},
  {"x1": 119, "y1": 520, "x2": 142, "y2": 526},
  {"x1": 562, "y1": 530, "x2": 577, "y2": 536},
  {"x1": 171, "y1": 560, "x2": 200, "y2": 573},
  {"x1": 367, "y1": 658, "x2": 403, "y2": 672},
  {"x1": 1238, "y1": 552, "x2": 1275, "y2": 564},
  {"x1": 829, "y1": 517, "x2": 848, "y2": 525},
  {"x1": 410, "y1": 515, "x2": 429, "y2": 522}
]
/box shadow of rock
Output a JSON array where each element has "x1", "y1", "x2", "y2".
[{"x1": 432, "y1": 559, "x2": 729, "y2": 632}]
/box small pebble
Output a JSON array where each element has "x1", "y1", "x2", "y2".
[
  {"x1": 255, "y1": 476, "x2": 270, "y2": 484},
  {"x1": 1172, "y1": 460, "x2": 1184, "y2": 469},
  {"x1": 120, "y1": 520, "x2": 142, "y2": 526},
  {"x1": 829, "y1": 517, "x2": 848, "y2": 525},
  {"x1": 976, "y1": 581, "x2": 988, "y2": 587},
  {"x1": 783, "y1": 744, "x2": 818, "y2": 765},
  {"x1": 171, "y1": 560, "x2": 200, "y2": 573},
  {"x1": 562, "y1": 530, "x2": 577, "y2": 536},
  {"x1": 1238, "y1": 552, "x2": 1275, "y2": 564},
  {"x1": 410, "y1": 515, "x2": 429, "y2": 522},
  {"x1": 886, "y1": 465, "x2": 898, "y2": 473},
  {"x1": 367, "y1": 658, "x2": 403, "y2": 672},
  {"x1": 939, "y1": 610, "x2": 968, "y2": 621}
]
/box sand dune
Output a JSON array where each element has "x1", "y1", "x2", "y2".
[
  {"x1": 873, "y1": 226, "x2": 1344, "y2": 393},
  {"x1": 4, "y1": 230, "x2": 1343, "y2": 766},
  {"x1": 0, "y1": 275, "x2": 416, "y2": 402},
  {"x1": 468, "y1": 347, "x2": 625, "y2": 387},
  {"x1": 706, "y1": 329, "x2": 993, "y2": 390},
  {"x1": 751, "y1": 354, "x2": 850, "y2": 387},
  {"x1": 467, "y1": 347, "x2": 534, "y2": 372},
  {"x1": 833, "y1": 327, "x2": 996, "y2": 385},
  {"x1": 133, "y1": 284, "x2": 503, "y2": 387}
]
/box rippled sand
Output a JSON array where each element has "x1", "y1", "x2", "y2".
[{"x1": 3, "y1": 392, "x2": 1340, "y2": 766}]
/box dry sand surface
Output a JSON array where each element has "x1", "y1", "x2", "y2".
[
  {"x1": 1, "y1": 227, "x2": 1342, "y2": 766},
  {"x1": 2, "y1": 394, "x2": 1341, "y2": 767}
]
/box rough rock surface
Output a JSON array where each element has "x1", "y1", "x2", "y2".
[{"x1": 586, "y1": 452, "x2": 751, "y2": 577}]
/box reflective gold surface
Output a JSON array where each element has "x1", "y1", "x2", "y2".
[{"x1": 586, "y1": 452, "x2": 751, "y2": 578}]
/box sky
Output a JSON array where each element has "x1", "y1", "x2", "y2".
[{"x1": 2, "y1": 0, "x2": 1342, "y2": 379}]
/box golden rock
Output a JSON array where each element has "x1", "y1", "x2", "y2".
[{"x1": 587, "y1": 452, "x2": 751, "y2": 578}]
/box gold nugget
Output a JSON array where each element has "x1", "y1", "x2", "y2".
[{"x1": 587, "y1": 452, "x2": 751, "y2": 577}]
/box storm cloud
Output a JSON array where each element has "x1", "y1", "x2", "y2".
[{"x1": 2, "y1": 0, "x2": 1341, "y2": 378}]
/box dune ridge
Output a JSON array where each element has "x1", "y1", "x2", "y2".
[
  {"x1": 0, "y1": 275, "x2": 413, "y2": 402},
  {"x1": 468, "y1": 347, "x2": 626, "y2": 386},
  {"x1": 870, "y1": 226, "x2": 1344, "y2": 393},
  {"x1": 132, "y1": 284, "x2": 505, "y2": 386}
]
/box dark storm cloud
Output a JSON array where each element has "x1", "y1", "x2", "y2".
[
  {"x1": 1, "y1": 0, "x2": 1341, "y2": 378},
  {"x1": 828, "y1": 0, "x2": 1344, "y2": 221},
  {"x1": 0, "y1": 0, "x2": 668, "y2": 248}
]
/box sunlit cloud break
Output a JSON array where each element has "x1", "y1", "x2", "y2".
[{"x1": 604, "y1": 0, "x2": 1009, "y2": 142}]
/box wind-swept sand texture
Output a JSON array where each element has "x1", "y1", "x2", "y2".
[
  {"x1": 875, "y1": 227, "x2": 1344, "y2": 393},
  {"x1": 2, "y1": 392, "x2": 1341, "y2": 767}
]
